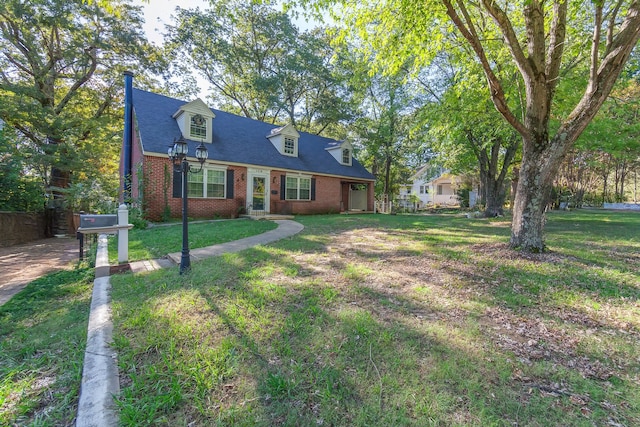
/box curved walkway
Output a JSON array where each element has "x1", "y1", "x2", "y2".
[
  {"x1": 0, "y1": 237, "x2": 78, "y2": 306},
  {"x1": 76, "y1": 219, "x2": 304, "y2": 426},
  {"x1": 126, "y1": 219, "x2": 305, "y2": 274}
]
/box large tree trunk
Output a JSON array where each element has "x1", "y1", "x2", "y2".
[
  {"x1": 383, "y1": 154, "x2": 392, "y2": 203},
  {"x1": 47, "y1": 137, "x2": 71, "y2": 235},
  {"x1": 473, "y1": 135, "x2": 517, "y2": 218},
  {"x1": 484, "y1": 179, "x2": 506, "y2": 217},
  {"x1": 510, "y1": 136, "x2": 567, "y2": 251}
]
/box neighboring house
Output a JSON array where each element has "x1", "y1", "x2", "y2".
[
  {"x1": 120, "y1": 74, "x2": 375, "y2": 220},
  {"x1": 398, "y1": 165, "x2": 476, "y2": 209}
]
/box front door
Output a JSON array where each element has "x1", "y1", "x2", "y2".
[
  {"x1": 252, "y1": 176, "x2": 266, "y2": 211},
  {"x1": 247, "y1": 168, "x2": 270, "y2": 214}
]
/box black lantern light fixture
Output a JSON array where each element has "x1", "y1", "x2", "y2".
[{"x1": 168, "y1": 136, "x2": 208, "y2": 274}]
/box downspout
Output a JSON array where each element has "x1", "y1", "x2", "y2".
[{"x1": 123, "y1": 71, "x2": 133, "y2": 203}]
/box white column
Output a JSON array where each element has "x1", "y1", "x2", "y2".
[{"x1": 117, "y1": 204, "x2": 129, "y2": 264}]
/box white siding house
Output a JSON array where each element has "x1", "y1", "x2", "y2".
[{"x1": 399, "y1": 165, "x2": 477, "y2": 209}]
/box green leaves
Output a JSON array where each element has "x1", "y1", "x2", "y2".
[
  {"x1": 167, "y1": 1, "x2": 353, "y2": 135},
  {"x1": 0, "y1": 0, "x2": 158, "y2": 209}
]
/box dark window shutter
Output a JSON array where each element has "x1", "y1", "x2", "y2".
[
  {"x1": 226, "y1": 170, "x2": 234, "y2": 199},
  {"x1": 311, "y1": 178, "x2": 316, "y2": 200},
  {"x1": 172, "y1": 170, "x2": 182, "y2": 198},
  {"x1": 280, "y1": 175, "x2": 286, "y2": 200}
]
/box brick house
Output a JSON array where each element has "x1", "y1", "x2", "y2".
[{"x1": 120, "y1": 73, "x2": 375, "y2": 221}]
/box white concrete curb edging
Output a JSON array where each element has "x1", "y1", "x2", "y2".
[{"x1": 76, "y1": 235, "x2": 119, "y2": 427}]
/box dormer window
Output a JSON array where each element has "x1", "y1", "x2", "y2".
[
  {"x1": 172, "y1": 98, "x2": 215, "y2": 143},
  {"x1": 190, "y1": 114, "x2": 207, "y2": 139},
  {"x1": 342, "y1": 148, "x2": 351, "y2": 165},
  {"x1": 266, "y1": 123, "x2": 300, "y2": 157},
  {"x1": 284, "y1": 137, "x2": 295, "y2": 155},
  {"x1": 327, "y1": 140, "x2": 353, "y2": 166}
]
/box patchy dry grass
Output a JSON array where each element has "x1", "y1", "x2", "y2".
[{"x1": 111, "y1": 210, "x2": 640, "y2": 426}]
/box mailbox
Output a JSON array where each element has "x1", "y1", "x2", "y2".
[{"x1": 80, "y1": 214, "x2": 118, "y2": 229}]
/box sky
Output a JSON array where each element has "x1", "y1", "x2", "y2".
[{"x1": 136, "y1": 0, "x2": 208, "y2": 46}]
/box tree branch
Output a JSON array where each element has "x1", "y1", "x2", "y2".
[
  {"x1": 523, "y1": 0, "x2": 546, "y2": 75},
  {"x1": 442, "y1": 0, "x2": 528, "y2": 136},
  {"x1": 54, "y1": 45, "x2": 97, "y2": 115},
  {"x1": 560, "y1": 0, "x2": 640, "y2": 146},
  {"x1": 605, "y1": 0, "x2": 624, "y2": 48},
  {"x1": 589, "y1": 5, "x2": 604, "y2": 94},
  {"x1": 545, "y1": 1, "x2": 568, "y2": 95},
  {"x1": 481, "y1": 0, "x2": 533, "y2": 78}
]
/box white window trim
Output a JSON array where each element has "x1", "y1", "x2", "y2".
[
  {"x1": 341, "y1": 148, "x2": 352, "y2": 165},
  {"x1": 187, "y1": 164, "x2": 227, "y2": 199},
  {"x1": 282, "y1": 135, "x2": 298, "y2": 157},
  {"x1": 189, "y1": 113, "x2": 208, "y2": 140},
  {"x1": 285, "y1": 174, "x2": 312, "y2": 201}
]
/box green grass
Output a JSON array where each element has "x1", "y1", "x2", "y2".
[
  {"x1": 0, "y1": 267, "x2": 94, "y2": 426},
  {"x1": 108, "y1": 219, "x2": 277, "y2": 263},
  {"x1": 106, "y1": 210, "x2": 638, "y2": 425}
]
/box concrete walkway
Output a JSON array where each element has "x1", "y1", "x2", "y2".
[
  {"x1": 129, "y1": 219, "x2": 304, "y2": 273},
  {"x1": 76, "y1": 219, "x2": 304, "y2": 426}
]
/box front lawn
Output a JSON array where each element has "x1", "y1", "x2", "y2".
[
  {"x1": 110, "y1": 210, "x2": 639, "y2": 426},
  {"x1": 0, "y1": 268, "x2": 94, "y2": 426}
]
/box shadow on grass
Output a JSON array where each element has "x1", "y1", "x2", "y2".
[
  {"x1": 109, "y1": 211, "x2": 640, "y2": 426},
  {"x1": 111, "y1": 238, "x2": 639, "y2": 426}
]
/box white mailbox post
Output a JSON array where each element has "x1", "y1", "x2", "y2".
[
  {"x1": 117, "y1": 204, "x2": 129, "y2": 264},
  {"x1": 77, "y1": 207, "x2": 134, "y2": 264}
]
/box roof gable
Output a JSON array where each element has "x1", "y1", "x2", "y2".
[
  {"x1": 172, "y1": 98, "x2": 215, "y2": 119},
  {"x1": 268, "y1": 123, "x2": 300, "y2": 138}
]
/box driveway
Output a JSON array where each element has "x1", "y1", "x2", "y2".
[{"x1": 0, "y1": 237, "x2": 79, "y2": 306}]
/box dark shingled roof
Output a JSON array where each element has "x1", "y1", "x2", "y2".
[{"x1": 133, "y1": 88, "x2": 375, "y2": 181}]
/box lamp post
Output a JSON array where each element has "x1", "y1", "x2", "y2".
[{"x1": 168, "y1": 136, "x2": 208, "y2": 274}]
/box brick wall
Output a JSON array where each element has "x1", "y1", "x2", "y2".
[
  {"x1": 140, "y1": 156, "x2": 374, "y2": 220},
  {"x1": 142, "y1": 156, "x2": 248, "y2": 221},
  {"x1": 269, "y1": 172, "x2": 343, "y2": 215}
]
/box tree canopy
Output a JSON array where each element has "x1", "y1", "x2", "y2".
[
  {"x1": 166, "y1": 0, "x2": 352, "y2": 136},
  {"x1": 0, "y1": 0, "x2": 157, "y2": 225}
]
